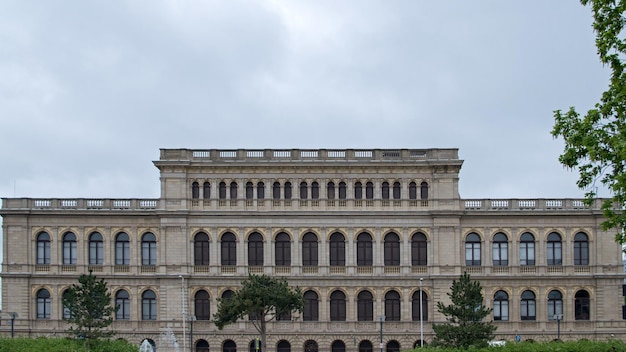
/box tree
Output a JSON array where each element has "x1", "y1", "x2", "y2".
[
  {"x1": 62, "y1": 270, "x2": 116, "y2": 349},
  {"x1": 213, "y1": 274, "x2": 304, "y2": 352},
  {"x1": 432, "y1": 272, "x2": 496, "y2": 348},
  {"x1": 552, "y1": 0, "x2": 626, "y2": 245}
]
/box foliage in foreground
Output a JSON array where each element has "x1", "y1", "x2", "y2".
[
  {"x1": 0, "y1": 337, "x2": 137, "y2": 352},
  {"x1": 409, "y1": 339, "x2": 626, "y2": 351}
]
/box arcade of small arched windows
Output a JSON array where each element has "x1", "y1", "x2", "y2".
[{"x1": 180, "y1": 338, "x2": 414, "y2": 352}]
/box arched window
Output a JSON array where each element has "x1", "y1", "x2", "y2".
[
  {"x1": 359, "y1": 341, "x2": 373, "y2": 352},
  {"x1": 493, "y1": 290, "x2": 509, "y2": 321},
  {"x1": 36, "y1": 232, "x2": 50, "y2": 265},
  {"x1": 338, "y1": 182, "x2": 346, "y2": 199},
  {"x1": 249, "y1": 340, "x2": 260, "y2": 352},
  {"x1": 195, "y1": 290, "x2": 211, "y2": 320},
  {"x1": 411, "y1": 232, "x2": 427, "y2": 266},
  {"x1": 465, "y1": 233, "x2": 481, "y2": 266},
  {"x1": 327, "y1": 182, "x2": 335, "y2": 199},
  {"x1": 284, "y1": 182, "x2": 292, "y2": 199},
  {"x1": 409, "y1": 182, "x2": 417, "y2": 200},
  {"x1": 230, "y1": 182, "x2": 238, "y2": 199},
  {"x1": 194, "y1": 232, "x2": 210, "y2": 266},
  {"x1": 223, "y1": 339, "x2": 237, "y2": 352},
  {"x1": 222, "y1": 290, "x2": 234, "y2": 300},
  {"x1": 36, "y1": 288, "x2": 51, "y2": 319},
  {"x1": 303, "y1": 290, "x2": 319, "y2": 321},
  {"x1": 357, "y1": 291, "x2": 373, "y2": 321},
  {"x1": 330, "y1": 291, "x2": 346, "y2": 321},
  {"x1": 385, "y1": 341, "x2": 400, "y2": 352},
  {"x1": 62, "y1": 290, "x2": 72, "y2": 319},
  {"x1": 116, "y1": 290, "x2": 130, "y2": 320},
  {"x1": 574, "y1": 232, "x2": 589, "y2": 265},
  {"x1": 273, "y1": 182, "x2": 281, "y2": 200},
  {"x1": 385, "y1": 290, "x2": 401, "y2": 321},
  {"x1": 412, "y1": 290, "x2": 428, "y2": 321},
  {"x1": 547, "y1": 290, "x2": 563, "y2": 320},
  {"x1": 392, "y1": 182, "x2": 401, "y2": 199},
  {"x1": 246, "y1": 182, "x2": 254, "y2": 200},
  {"x1": 520, "y1": 232, "x2": 535, "y2": 266},
  {"x1": 192, "y1": 182, "x2": 200, "y2": 199},
  {"x1": 221, "y1": 232, "x2": 237, "y2": 266},
  {"x1": 197, "y1": 339, "x2": 210, "y2": 352},
  {"x1": 420, "y1": 182, "x2": 428, "y2": 199},
  {"x1": 63, "y1": 232, "x2": 77, "y2": 265},
  {"x1": 331, "y1": 341, "x2": 346, "y2": 352},
  {"x1": 248, "y1": 232, "x2": 263, "y2": 266},
  {"x1": 384, "y1": 232, "x2": 400, "y2": 266},
  {"x1": 219, "y1": 182, "x2": 227, "y2": 199},
  {"x1": 275, "y1": 232, "x2": 291, "y2": 266},
  {"x1": 257, "y1": 182, "x2": 265, "y2": 199},
  {"x1": 203, "y1": 181, "x2": 211, "y2": 199},
  {"x1": 356, "y1": 232, "x2": 373, "y2": 266},
  {"x1": 354, "y1": 182, "x2": 362, "y2": 199},
  {"x1": 492, "y1": 233, "x2": 508, "y2": 266},
  {"x1": 311, "y1": 182, "x2": 319, "y2": 199},
  {"x1": 575, "y1": 290, "x2": 590, "y2": 320},
  {"x1": 304, "y1": 340, "x2": 318, "y2": 352},
  {"x1": 382, "y1": 182, "x2": 390, "y2": 199},
  {"x1": 329, "y1": 232, "x2": 345, "y2": 266},
  {"x1": 366, "y1": 182, "x2": 374, "y2": 199},
  {"x1": 300, "y1": 182, "x2": 308, "y2": 199},
  {"x1": 142, "y1": 290, "x2": 157, "y2": 320},
  {"x1": 89, "y1": 232, "x2": 104, "y2": 265},
  {"x1": 277, "y1": 340, "x2": 291, "y2": 352},
  {"x1": 520, "y1": 290, "x2": 536, "y2": 321},
  {"x1": 302, "y1": 232, "x2": 318, "y2": 266},
  {"x1": 116, "y1": 232, "x2": 130, "y2": 265},
  {"x1": 141, "y1": 233, "x2": 157, "y2": 266},
  {"x1": 547, "y1": 232, "x2": 562, "y2": 266}
]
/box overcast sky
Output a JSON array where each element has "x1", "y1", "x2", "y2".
[{"x1": 0, "y1": 1, "x2": 610, "y2": 202}]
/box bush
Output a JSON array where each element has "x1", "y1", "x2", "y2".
[{"x1": 0, "y1": 337, "x2": 137, "y2": 352}]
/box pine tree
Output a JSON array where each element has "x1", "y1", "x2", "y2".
[{"x1": 432, "y1": 272, "x2": 496, "y2": 348}]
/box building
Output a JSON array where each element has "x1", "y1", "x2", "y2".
[{"x1": 2, "y1": 148, "x2": 625, "y2": 351}]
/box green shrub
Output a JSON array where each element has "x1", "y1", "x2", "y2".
[{"x1": 0, "y1": 337, "x2": 137, "y2": 352}]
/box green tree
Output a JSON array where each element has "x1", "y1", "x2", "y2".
[
  {"x1": 432, "y1": 272, "x2": 496, "y2": 348},
  {"x1": 213, "y1": 274, "x2": 304, "y2": 352},
  {"x1": 62, "y1": 270, "x2": 116, "y2": 349},
  {"x1": 552, "y1": 0, "x2": 626, "y2": 245}
]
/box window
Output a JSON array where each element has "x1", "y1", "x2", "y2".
[
  {"x1": 330, "y1": 291, "x2": 346, "y2": 321},
  {"x1": 327, "y1": 182, "x2": 335, "y2": 199},
  {"x1": 492, "y1": 233, "x2": 508, "y2": 266},
  {"x1": 141, "y1": 233, "x2": 157, "y2": 266},
  {"x1": 574, "y1": 232, "x2": 589, "y2": 265},
  {"x1": 230, "y1": 182, "x2": 238, "y2": 199},
  {"x1": 519, "y1": 232, "x2": 535, "y2": 266},
  {"x1": 142, "y1": 290, "x2": 157, "y2": 320},
  {"x1": 412, "y1": 290, "x2": 428, "y2": 321},
  {"x1": 356, "y1": 232, "x2": 373, "y2": 266},
  {"x1": 303, "y1": 290, "x2": 319, "y2": 321},
  {"x1": 246, "y1": 182, "x2": 254, "y2": 200},
  {"x1": 311, "y1": 182, "x2": 319, "y2": 199},
  {"x1": 386, "y1": 341, "x2": 400, "y2": 352},
  {"x1": 338, "y1": 182, "x2": 346, "y2": 199},
  {"x1": 115, "y1": 232, "x2": 130, "y2": 265},
  {"x1": 354, "y1": 182, "x2": 362, "y2": 199},
  {"x1": 275, "y1": 232, "x2": 291, "y2": 266},
  {"x1": 284, "y1": 182, "x2": 292, "y2": 199},
  {"x1": 359, "y1": 341, "x2": 373, "y2": 352},
  {"x1": 197, "y1": 340, "x2": 210, "y2": 352},
  {"x1": 36, "y1": 288, "x2": 51, "y2": 319},
  {"x1": 203, "y1": 181, "x2": 211, "y2": 199},
  {"x1": 575, "y1": 290, "x2": 590, "y2": 320},
  {"x1": 224, "y1": 340, "x2": 237, "y2": 352},
  {"x1": 219, "y1": 182, "x2": 227, "y2": 199},
  {"x1": 547, "y1": 232, "x2": 562, "y2": 266},
  {"x1": 277, "y1": 340, "x2": 291, "y2": 352},
  {"x1": 192, "y1": 182, "x2": 200, "y2": 199},
  {"x1": 300, "y1": 182, "x2": 308, "y2": 199},
  {"x1": 392, "y1": 182, "x2": 401, "y2": 199},
  {"x1": 332, "y1": 341, "x2": 346, "y2": 352},
  {"x1": 62, "y1": 290, "x2": 72, "y2": 319},
  {"x1": 257, "y1": 182, "x2": 265, "y2": 199},
  {"x1": 385, "y1": 291, "x2": 401, "y2": 321},
  {"x1": 547, "y1": 290, "x2": 563, "y2": 320},
  {"x1": 420, "y1": 182, "x2": 428, "y2": 199},
  {"x1": 273, "y1": 182, "x2": 281, "y2": 200},
  {"x1": 382, "y1": 182, "x2": 390, "y2": 199},
  {"x1": 221, "y1": 232, "x2": 237, "y2": 266},
  {"x1": 520, "y1": 290, "x2": 536, "y2": 321},
  {"x1": 411, "y1": 232, "x2": 427, "y2": 266},
  {"x1": 248, "y1": 232, "x2": 264, "y2": 266},
  {"x1": 63, "y1": 232, "x2": 77, "y2": 265},
  {"x1": 305, "y1": 340, "x2": 318, "y2": 352},
  {"x1": 302, "y1": 232, "x2": 318, "y2": 266},
  {"x1": 357, "y1": 291, "x2": 373, "y2": 321},
  {"x1": 194, "y1": 232, "x2": 210, "y2": 266},
  {"x1": 116, "y1": 290, "x2": 130, "y2": 320},
  {"x1": 89, "y1": 232, "x2": 104, "y2": 265},
  {"x1": 195, "y1": 290, "x2": 211, "y2": 320},
  {"x1": 384, "y1": 232, "x2": 400, "y2": 266},
  {"x1": 465, "y1": 233, "x2": 481, "y2": 266},
  {"x1": 36, "y1": 232, "x2": 51, "y2": 265},
  {"x1": 493, "y1": 290, "x2": 509, "y2": 321},
  {"x1": 409, "y1": 182, "x2": 417, "y2": 200},
  {"x1": 366, "y1": 182, "x2": 374, "y2": 199},
  {"x1": 329, "y1": 232, "x2": 345, "y2": 266}
]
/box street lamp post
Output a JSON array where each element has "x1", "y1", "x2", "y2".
[
  {"x1": 180, "y1": 275, "x2": 187, "y2": 352},
  {"x1": 419, "y1": 278, "x2": 423, "y2": 347},
  {"x1": 554, "y1": 314, "x2": 563, "y2": 340},
  {"x1": 378, "y1": 315, "x2": 385, "y2": 352},
  {"x1": 189, "y1": 315, "x2": 196, "y2": 352}
]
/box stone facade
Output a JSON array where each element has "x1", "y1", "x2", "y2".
[{"x1": 1, "y1": 148, "x2": 625, "y2": 351}]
